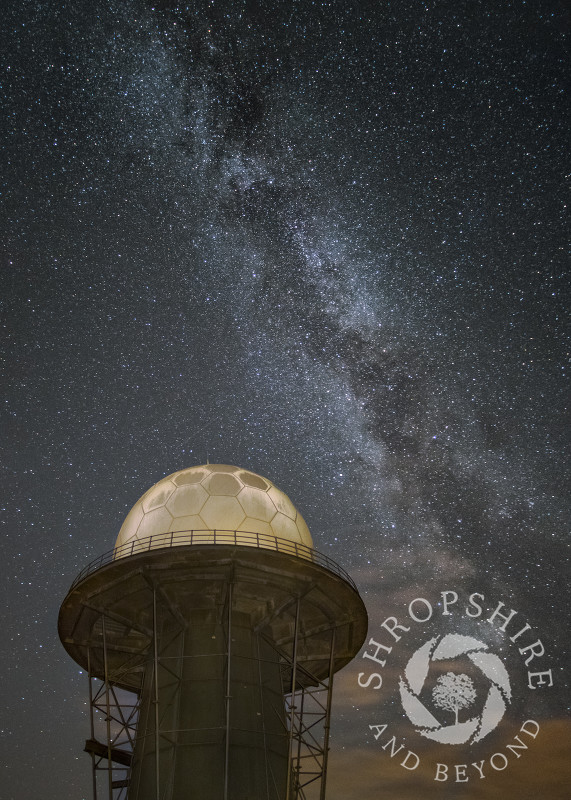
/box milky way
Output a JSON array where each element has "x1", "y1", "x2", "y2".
[{"x1": 2, "y1": 2, "x2": 568, "y2": 798}]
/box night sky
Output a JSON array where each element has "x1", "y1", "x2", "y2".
[{"x1": 2, "y1": 1, "x2": 569, "y2": 798}]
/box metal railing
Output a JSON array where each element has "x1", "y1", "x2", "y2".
[{"x1": 69, "y1": 530, "x2": 358, "y2": 592}]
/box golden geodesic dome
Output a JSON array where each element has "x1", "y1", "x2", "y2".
[{"x1": 115, "y1": 464, "x2": 313, "y2": 550}]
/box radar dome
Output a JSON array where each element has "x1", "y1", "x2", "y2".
[{"x1": 115, "y1": 464, "x2": 313, "y2": 552}]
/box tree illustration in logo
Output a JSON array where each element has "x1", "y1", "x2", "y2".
[
  {"x1": 399, "y1": 634, "x2": 511, "y2": 745},
  {"x1": 432, "y1": 672, "x2": 477, "y2": 725}
]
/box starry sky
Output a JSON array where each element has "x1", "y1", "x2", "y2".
[{"x1": 1, "y1": 1, "x2": 569, "y2": 798}]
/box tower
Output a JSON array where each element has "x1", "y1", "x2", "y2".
[{"x1": 59, "y1": 465, "x2": 368, "y2": 799}]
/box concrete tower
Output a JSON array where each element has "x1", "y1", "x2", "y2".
[{"x1": 59, "y1": 465, "x2": 368, "y2": 799}]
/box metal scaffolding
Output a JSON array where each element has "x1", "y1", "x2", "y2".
[
  {"x1": 83, "y1": 599, "x2": 338, "y2": 799},
  {"x1": 85, "y1": 644, "x2": 139, "y2": 798}
]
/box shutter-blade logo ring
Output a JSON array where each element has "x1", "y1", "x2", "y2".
[{"x1": 398, "y1": 633, "x2": 512, "y2": 745}]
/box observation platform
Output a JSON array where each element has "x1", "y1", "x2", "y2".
[{"x1": 58, "y1": 530, "x2": 368, "y2": 693}]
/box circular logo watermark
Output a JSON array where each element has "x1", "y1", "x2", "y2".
[
  {"x1": 399, "y1": 633, "x2": 511, "y2": 745},
  {"x1": 356, "y1": 590, "x2": 553, "y2": 785}
]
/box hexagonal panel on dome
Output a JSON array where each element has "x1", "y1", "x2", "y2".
[
  {"x1": 141, "y1": 481, "x2": 176, "y2": 513},
  {"x1": 203, "y1": 472, "x2": 242, "y2": 496},
  {"x1": 205, "y1": 464, "x2": 239, "y2": 473},
  {"x1": 267, "y1": 486, "x2": 297, "y2": 520},
  {"x1": 200, "y1": 495, "x2": 246, "y2": 530},
  {"x1": 238, "y1": 470, "x2": 270, "y2": 491},
  {"x1": 270, "y1": 513, "x2": 302, "y2": 543},
  {"x1": 238, "y1": 518, "x2": 273, "y2": 536},
  {"x1": 116, "y1": 502, "x2": 144, "y2": 546},
  {"x1": 168, "y1": 514, "x2": 208, "y2": 532},
  {"x1": 136, "y1": 506, "x2": 174, "y2": 540},
  {"x1": 173, "y1": 469, "x2": 208, "y2": 486},
  {"x1": 237, "y1": 487, "x2": 276, "y2": 523},
  {"x1": 295, "y1": 512, "x2": 311, "y2": 543},
  {"x1": 166, "y1": 484, "x2": 209, "y2": 517}
]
